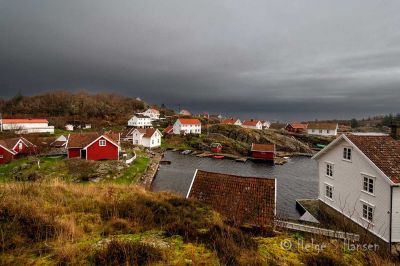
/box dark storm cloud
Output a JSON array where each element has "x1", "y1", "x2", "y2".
[{"x1": 1, "y1": 0, "x2": 400, "y2": 120}]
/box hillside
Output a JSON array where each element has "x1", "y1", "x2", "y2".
[{"x1": 0, "y1": 181, "x2": 388, "y2": 265}]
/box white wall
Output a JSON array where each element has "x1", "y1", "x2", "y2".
[
  {"x1": 308, "y1": 128, "x2": 338, "y2": 136},
  {"x1": 242, "y1": 123, "x2": 262, "y2": 130},
  {"x1": 392, "y1": 186, "x2": 400, "y2": 242},
  {"x1": 173, "y1": 121, "x2": 201, "y2": 134},
  {"x1": 128, "y1": 116, "x2": 152, "y2": 127},
  {"x1": 317, "y1": 138, "x2": 392, "y2": 242},
  {"x1": 132, "y1": 130, "x2": 161, "y2": 148}
]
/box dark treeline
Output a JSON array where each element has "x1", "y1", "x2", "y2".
[{"x1": 0, "y1": 91, "x2": 145, "y2": 119}]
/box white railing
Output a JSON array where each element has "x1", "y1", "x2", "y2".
[{"x1": 275, "y1": 220, "x2": 360, "y2": 241}]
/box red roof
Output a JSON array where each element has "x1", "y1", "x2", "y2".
[
  {"x1": 251, "y1": 143, "x2": 275, "y2": 152},
  {"x1": 288, "y1": 123, "x2": 308, "y2": 129},
  {"x1": 347, "y1": 134, "x2": 400, "y2": 183},
  {"x1": 177, "y1": 118, "x2": 201, "y2": 125},
  {"x1": 1, "y1": 119, "x2": 48, "y2": 124},
  {"x1": 0, "y1": 137, "x2": 36, "y2": 154},
  {"x1": 163, "y1": 125, "x2": 173, "y2": 134},
  {"x1": 222, "y1": 118, "x2": 239, "y2": 125},
  {"x1": 188, "y1": 170, "x2": 276, "y2": 227},
  {"x1": 135, "y1": 128, "x2": 159, "y2": 138},
  {"x1": 242, "y1": 120, "x2": 260, "y2": 126}
]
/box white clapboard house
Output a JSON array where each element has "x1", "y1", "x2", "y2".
[
  {"x1": 127, "y1": 114, "x2": 152, "y2": 128},
  {"x1": 138, "y1": 108, "x2": 160, "y2": 120},
  {"x1": 131, "y1": 128, "x2": 162, "y2": 148},
  {"x1": 307, "y1": 123, "x2": 338, "y2": 136},
  {"x1": 173, "y1": 118, "x2": 201, "y2": 135},
  {"x1": 312, "y1": 129, "x2": 400, "y2": 247},
  {"x1": 0, "y1": 118, "x2": 54, "y2": 134}
]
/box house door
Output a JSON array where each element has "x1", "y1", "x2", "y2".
[{"x1": 80, "y1": 150, "x2": 86, "y2": 159}]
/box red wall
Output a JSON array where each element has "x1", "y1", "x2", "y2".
[
  {"x1": 252, "y1": 151, "x2": 274, "y2": 160},
  {"x1": 86, "y1": 138, "x2": 119, "y2": 161},
  {"x1": 0, "y1": 147, "x2": 14, "y2": 164},
  {"x1": 13, "y1": 141, "x2": 36, "y2": 156},
  {"x1": 68, "y1": 148, "x2": 81, "y2": 158}
]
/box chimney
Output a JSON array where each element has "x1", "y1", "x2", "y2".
[{"x1": 390, "y1": 123, "x2": 400, "y2": 140}]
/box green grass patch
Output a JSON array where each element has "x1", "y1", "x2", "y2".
[{"x1": 114, "y1": 155, "x2": 150, "y2": 184}]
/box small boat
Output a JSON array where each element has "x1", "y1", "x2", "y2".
[
  {"x1": 181, "y1": 150, "x2": 192, "y2": 155},
  {"x1": 210, "y1": 142, "x2": 222, "y2": 153},
  {"x1": 283, "y1": 156, "x2": 290, "y2": 160},
  {"x1": 213, "y1": 155, "x2": 225, "y2": 159}
]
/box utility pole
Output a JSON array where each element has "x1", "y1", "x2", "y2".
[{"x1": 0, "y1": 113, "x2": 2, "y2": 132}]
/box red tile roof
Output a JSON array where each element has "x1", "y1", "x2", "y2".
[
  {"x1": 347, "y1": 134, "x2": 400, "y2": 183},
  {"x1": 242, "y1": 120, "x2": 260, "y2": 126},
  {"x1": 135, "y1": 128, "x2": 158, "y2": 138},
  {"x1": 0, "y1": 137, "x2": 35, "y2": 150},
  {"x1": 163, "y1": 125, "x2": 173, "y2": 134},
  {"x1": 222, "y1": 118, "x2": 239, "y2": 125},
  {"x1": 1, "y1": 119, "x2": 48, "y2": 124},
  {"x1": 251, "y1": 143, "x2": 275, "y2": 152},
  {"x1": 288, "y1": 123, "x2": 308, "y2": 129},
  {"x1": 188, "y1": 170, "x2": 276, "y2": 227},
  {"x1": 177, "y1": 118, "x2": 201, "y2": 125}
]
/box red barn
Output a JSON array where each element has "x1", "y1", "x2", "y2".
[
  {"x1": 251, "y1": 143, "x2": 275, "y2": 161},
  {"x1": 0, "y1": 140, "x2": 17, "y2": 164},
  {"x1": 66, "y1": 133, "x2": 120, "y2": 161},
  {"x1": 285, "y1": 123, "x2": 308, "y2": 133}
]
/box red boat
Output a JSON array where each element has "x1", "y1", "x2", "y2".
[
  {"x1": 213, "y1": 155, "x2": 225, "y2": 159},
  {"x1": 210, "y1": 142, "x2": 222, "y2": 153}
]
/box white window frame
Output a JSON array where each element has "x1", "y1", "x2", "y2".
[
  {"x1": 361, "y1": 201, "x2": 374, "y2": 223},
  {"x1": 362, "y1": 175, "x2": 375, "y2": 196},
  {"x1": 343, "y1": 147, "x2": 352, "y2": 161},
  {"x1": 0, "y1": 155, "x2": 3, "y2": 159},
  {"x1": 99, "y1": 140, "x2": 107, "y2": 147},
  {"x1": 324, "y1": 183, "x2": 333, "y2": 200},
  {"x1": 325, "y1": 163, "x2": 334, "y2": 178}
]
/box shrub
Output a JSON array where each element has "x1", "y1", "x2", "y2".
[
  {"x1": 302, "y1": 253, "x2": 346, "y2": 266},
  {"x1": 102, "y1": 218, "x2": 137, "y2": 236},
  {"x1": 93, "y1": 240, "x2": 163, "y2": 266},
  {"x1": 65, "y1": 159, "x2": 97, "y2": 181}
]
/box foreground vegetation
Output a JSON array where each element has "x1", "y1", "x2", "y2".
[{"x1": 0, "y1": 181, "x2": 393, "y2": 265}]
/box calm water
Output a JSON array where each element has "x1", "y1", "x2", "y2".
[{"x1": 152, "y1": 151, "x2": 318, "y2": 219}]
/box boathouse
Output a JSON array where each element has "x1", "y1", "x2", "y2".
[{"x1": 251, "y1": 143, "x2": 275, "y2": 160}]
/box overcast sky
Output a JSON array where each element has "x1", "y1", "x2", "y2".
[{"x1": 1, "y1": 0, "x2": 400, "y2": 120}]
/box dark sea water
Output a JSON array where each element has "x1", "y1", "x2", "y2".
[{"x1": 152, "y1": 151, "x2": 318, "y2": 219}]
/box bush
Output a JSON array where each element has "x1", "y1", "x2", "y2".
[
  {"x1": 302, "y1": 253, "x2": 346, "y2": 266},
  {"x1": 93, "y1": 240, "x2": 163, "y2": 266},
  {"x1": 65, "y1": 159, "x2": 97, "y2": 181}
]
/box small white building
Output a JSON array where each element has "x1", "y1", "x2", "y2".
[
  {"x1": 173, "y1": 118, "x2": 201, "y2": 135},
  {"x1": 0, "y1": 119, "x2": 54, "y2": 134},
  {"x1": 127, "y1": 114, "x2": 152, "y2": 128},
  {"x1": 308, "y1": 123, "x2": 338, "y2": 136},
  {"x1": 139, "y1": 108, "x2": 160, "y2": 120},
  {"x1": 312, "y1": 132, "x2": 400, "y2": 246},
  {"x1": 242, "y1": 120, "x2": 263, "y2": 130},
  {"x1": 261, "y1": 120, "x2": 271, "y2": 129},
  {"x1": 179, "y1": 109, "x2": 192, "y2": 116},
  {"x1": 131, "y1": 128, "x2": 162, "y2": 148}
]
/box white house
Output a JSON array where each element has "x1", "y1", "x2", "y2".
[
  {"x1": 308, "y1": 123, "x2": 338, "y2": 136},
  {"x1": 0, "y1": 119, "x2": 54, "y2": 134},
  {"x1": 179, "y1": 109, "x2": 192, "y2": 116},
  {"x1": 173, "y1": 118, "x2": 201, "y2": 134},
  {"x1": 242, "y1": 120, "x2": 263, "y2": 130},
  {"x1": 222, "y1": 118, "x2": 242, "y2": 126},
  {"x1": 139, "y1": 108, "x2": 160, "y2": 120},
  {"x1": 127, "y1": 114, "x2": 152, "y2": 128},
  {"x1": 131, "y1": 128, "x2": 162, "y2": 148},
  {"x1": 261, "y1": 120, "x2": 271, "y2": 129},
  {"x1": 312, "y1": 132, "x2": 400, "y2": 246}
]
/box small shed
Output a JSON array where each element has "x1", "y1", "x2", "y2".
[{"x1": 251, "y1": 143, "x2": 275, "y2": 160}]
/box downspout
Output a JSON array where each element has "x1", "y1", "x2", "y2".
[{"x1": 389, "y1": 185, "x2": 393, "y2": 250}]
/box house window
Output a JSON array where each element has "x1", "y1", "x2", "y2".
[
  {"x1": 18, "y1": 143, "x2": 23, "y2": 150},
  {"x1": 343, "y1": 147, "x2": 352, "y2": 161},
  {"x1": 326, "y1": 163, "x2": 333, "y2": 177},
  {"x1": 0, "y1": 155, "x2": 3, "y2": 159},
  {"x1": 319, "y1": 129, "x2": 323, "y2": 134},
  {"x1": 135, "y1": 140, "x2": 138, "y2": 144},
  {"x1": 99, "y1": 140, "x2": 107, "y2": 147},
  {"x1": 327, "y1": 130, "x2": 330, "y2": 134},
  {"x1": 362, "y1": 203, "x2": 374, "y2": 222},
  {"x1": 325, "y1": 184, "x2": 333, "y2": 199},
  {"x1": 362, "y1": 176, "x2": 374, "y2": 194}
]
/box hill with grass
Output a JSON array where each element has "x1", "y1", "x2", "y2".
[{"x1": 0, "y1": 181, "x2": 390, "y2": 265}]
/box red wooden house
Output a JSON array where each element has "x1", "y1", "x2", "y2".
[
  {"x1": 285, "y1": 123, "x2": 308, "y2": 133},
  {"x1": 66, "y1": 133, "x2": 120, "y2": 161},
  {"x1": 0, "y1": 137, "x2": 37, "y2": 164},
  {"x1": 251, "y1": 143, "x2": 276, "y2": 161}
]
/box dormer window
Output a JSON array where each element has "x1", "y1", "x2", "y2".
[{"x1": 343, "y1": 147, "x2": 352, "y2": 161}]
